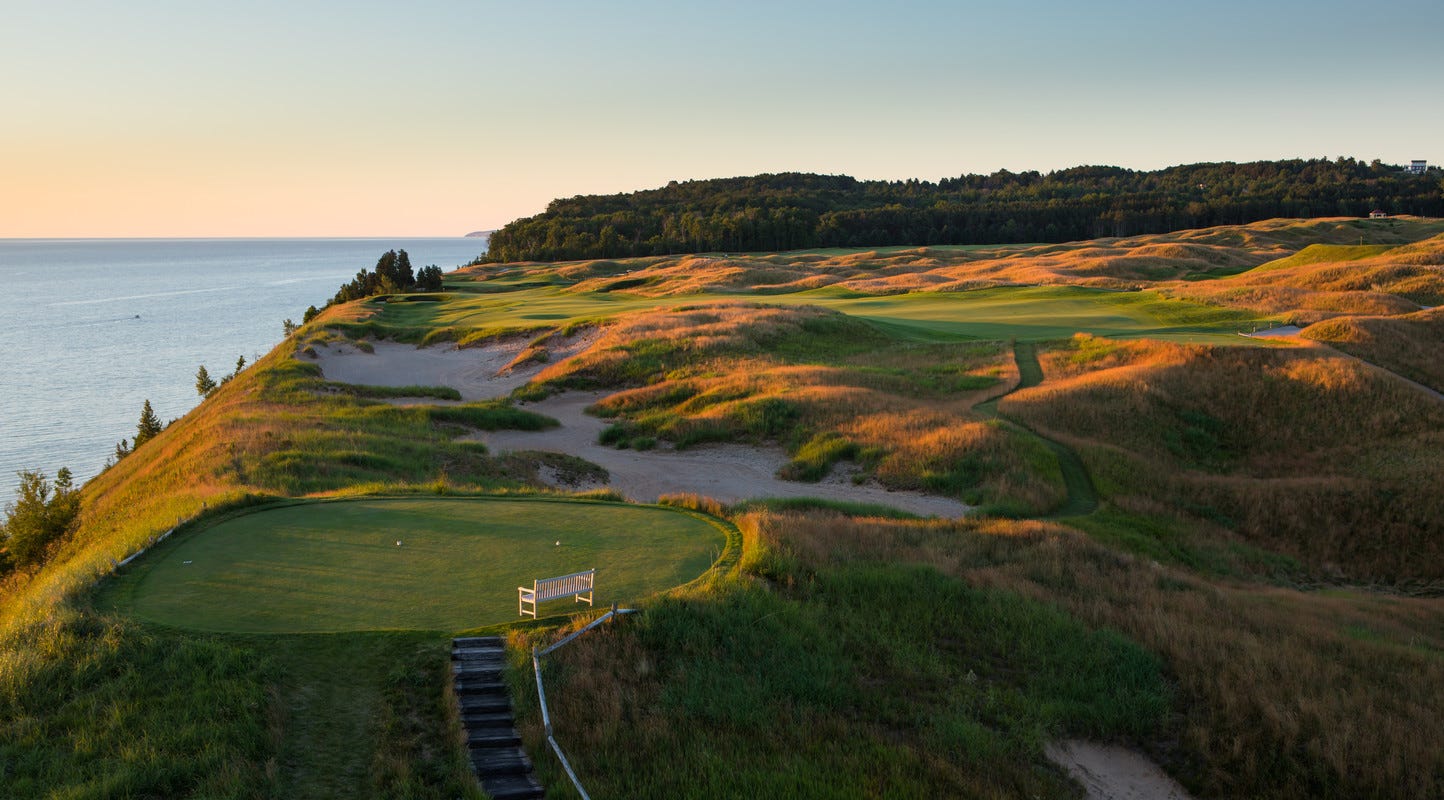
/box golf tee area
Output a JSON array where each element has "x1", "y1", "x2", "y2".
[{"x1": 110, "y1": 496, "x2": 729, "y2": 633}]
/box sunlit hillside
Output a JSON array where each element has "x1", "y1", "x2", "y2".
[{"x1": 4, "y1": 216, "x2": 1444, "y2": 799}]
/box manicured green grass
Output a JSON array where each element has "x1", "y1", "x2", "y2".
[
  {"x1": 120, "y1": 497, "x2": 726, "y2": 633},
  {"x1": 1246, "y1": 243, "x2": 1397, "y2": 273},
  {"x1": 803, "y1": 286, "x2": 1261, "y2": 343},
  {"x1": 360, "y1": 284, "x2": 1267, "y2": 347}
]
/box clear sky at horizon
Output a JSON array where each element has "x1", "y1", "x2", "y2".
[{"x1": 4, "y1": 0, "x2": 1441, "y2": 237}]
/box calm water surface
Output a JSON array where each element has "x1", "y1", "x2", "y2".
[{"x1": 0, "y1": 238, "x2": 485, "y2": 484}]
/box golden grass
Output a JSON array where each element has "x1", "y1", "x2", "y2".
[
  {"x1": 1006, "y1": 336, "x2": 1444, "y2": 582},
  {"x1": 527, "y1": 303, "x2": 1060, "y2": 512},
  {"x1": 1301, "y1": 307, "x2": 1444, "y2": 392},
  {"x1": 456, "y1": 217, "x2": 1444, "y2": 301},
  {"x1": 1164, "y1": 233, "x2": 1444, "y2": 322}
]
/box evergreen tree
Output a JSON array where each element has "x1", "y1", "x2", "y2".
[
  {"x1": 416, "y1": 265, "x2": 444, "y2": 291},
  {"x1": 1, "y1": 469, "x2": 80, "y2": 569},
  {"x1": 196, "y1": 365, "x2": 217, "y2": 397},
  {"x1": 134, "y1": 400, "x2": 163, "y2": 449},
  {"x1": 394, "y1": 249, "x2": 415, "y2": 289},
  {"x1": 49, "y1": 468, "x2": 80, "y2": 543},
  {"x1": 282, "y1": 319, "x2": 298, "y2": 337},
  {"x1": 234, "y1": 355, "x2": 246, "y2": 376},
  {"x1": 374, "y1": 249, "x2": 398, "y2": 288},
  {"x1": 303, "y1": 305, "x2": 321, "y2": 324},
  {"x1": 113, "y1": 438, "x2": 131, "y2": 462}
]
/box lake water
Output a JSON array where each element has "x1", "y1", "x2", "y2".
[{"x1": 0, "y1": 238, "x2": 487, "y2": 485}]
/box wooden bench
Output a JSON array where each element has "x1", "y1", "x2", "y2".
[{"x1": 518, "y1": 568, "x2": 595, "y2": 618}]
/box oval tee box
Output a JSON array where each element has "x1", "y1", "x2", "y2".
[{"x1": 119, "y1": 495, "x2": 728, "y2": 634}]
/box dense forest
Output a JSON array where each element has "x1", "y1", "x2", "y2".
[{"x1": 483, "y1": 159, "x2": 1444, "y2": 261}]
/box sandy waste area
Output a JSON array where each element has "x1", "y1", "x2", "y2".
[{"x1": 307, "y1": 335, "x2": 972, "y2": 517}]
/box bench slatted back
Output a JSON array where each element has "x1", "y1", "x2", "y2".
[
  {"x1": 535, "y1": 569, "x2": 594, "y2": 602},
  {"x1": 519, "y1": 568, "x2": 595, "y2": 617}
]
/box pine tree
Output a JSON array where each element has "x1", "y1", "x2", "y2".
[
  {"x1": 196, "y1": 365, "x2": 217, "y2": 397},
  {"x1": 134, "y1": 400, "x2": 163, "y2": 449},
  {"x1": 394, "y1": 249, "x2": 415, "y2": 289},
  {"x1": 48, "y1": 468, "x2": 80, "y2": 542},
  {"x1": 416, "y1": 265, "x2": 444, "y2": 291},
  {"x1": 1, "y1": 468, "x2": 80, "y2": 569}
]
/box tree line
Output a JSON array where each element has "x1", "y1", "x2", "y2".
[
  {"x1": 329, "y1": 249, "x2": 443, "y2": 305},
  {"x1": 482, "y1": 159, "x2": 1444, "y2": 262}
]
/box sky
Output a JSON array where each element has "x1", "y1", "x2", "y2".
[{"x1": 3, "y1": 0, "x2": 1441, "y2": 237}]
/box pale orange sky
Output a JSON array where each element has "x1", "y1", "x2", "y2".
[{"x1": 4, "y1": 0, "x2": 1440, "y2": 238}]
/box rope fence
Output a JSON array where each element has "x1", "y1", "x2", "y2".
[{"x1": 532, "y1": 604, "x2": 637, "y2": 800}]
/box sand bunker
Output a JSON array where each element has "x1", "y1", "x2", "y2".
[
  {"x1": 1243, "y1": 325, "x2": 1303, "y2": 338},
  {"x1": 471, "y1": 392, "x2": 974, "y2": 518},
  {"x1": 307, "y1": 336, "x2": 972, "y2": 517},
  {"x1": 1045, "y1": 740, "x2": 1193, "y2": 800},
  {"x1": 306, "y1": 333, "x2": 594, "y2": 401}
]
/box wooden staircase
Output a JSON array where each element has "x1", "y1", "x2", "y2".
[{"x1": 452, "y1": 636, "x2": 544, "y2": 800}]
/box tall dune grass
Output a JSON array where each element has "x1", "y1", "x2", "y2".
[
  {"x1": 1302, "y1": 307, "x2": 1444, "y2": 392},
  {"x1": 1006, "y1": 335, "x2": 1444, "y2": 582},
  {"x1": 530, "y1": 303, "x2": 1063, "y2": 512}
]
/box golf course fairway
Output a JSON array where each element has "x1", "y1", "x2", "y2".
[{"x1": 124, "y1": 497, "x2": 727, "y2": 633}]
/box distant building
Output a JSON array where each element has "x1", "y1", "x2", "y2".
[
  {"x1": 1407, "y1": 160, "x2": 1428, "y2": 175},
  {"x1": 1369, "y1": 209, "x2": 1390, "y2": 219}
]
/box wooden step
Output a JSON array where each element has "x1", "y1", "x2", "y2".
[
  {"x1": 453, "y1": 646, "x2": 505, "y2": 660},
  {"x1": 453, "y1": 661, "x2": 505, "y2": 672},
  {"x1": 453, "y1": 636, "x2": 504, "y2": 648},
  {"x1": 451, "y1": 636, "x2": 543, "y2": 796},
  {"x1": 462, "y1": 710, "x2": 515, "y2": 728},
  {"x1": 458, "y1": 694, "x2": 511, "y2": 714},
  {"x1": 454, "y1": 678, "x2": 508, "y2": 695},
  {"x1": 467, "y1": 727, "x2": 522, "y2": 747},
  {"x1": 471, "y1": 745, "x2": 533, "y2": 775},
  {"x1": 479, "y1": 774, "x2": 546, "y2": 800}
]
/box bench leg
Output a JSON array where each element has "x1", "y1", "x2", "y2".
[{"x1": 576, "y1": 590, "x2": 593, "y2": 607}]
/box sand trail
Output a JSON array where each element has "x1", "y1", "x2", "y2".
[{"x1": 1045, "y1": 740, "x2": 1193, "y2": 800}]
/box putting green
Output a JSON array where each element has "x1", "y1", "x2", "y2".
[{"x1": 126, "y1": 497, "x2": 726, "y2": 633}]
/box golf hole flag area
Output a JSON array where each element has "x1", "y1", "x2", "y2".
[{"x1": 126, "y1": 497, "x2": 725, "y2": 633}]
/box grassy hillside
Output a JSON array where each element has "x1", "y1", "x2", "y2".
[
  {"x1": 1301, "y1": 307, "x2": 1444, "y2": 393},
  {"x1": 0, "y1": 317, "x2": 560, "y2": 798},
  {"x1": 1004, "y1": 336, "x2": 1444, "y2": 584},
  {"x1": 4, "y1": 217, "x2": 1444, "y2": 798},
  {"x1": 1165, "y1": 231, "x2": 1444, "y2": 322},
  {"x1": 520, "y1": 510, "x2": 1444, "y2": 799}
]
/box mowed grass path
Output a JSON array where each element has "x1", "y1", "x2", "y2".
[{"x1": 126, "y1": 497, "x2": 725, "y2": 633}]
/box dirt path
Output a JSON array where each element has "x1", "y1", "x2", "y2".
[{"x1": 1045, "y1": 740, "x2": 1193, "y2": 800}]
